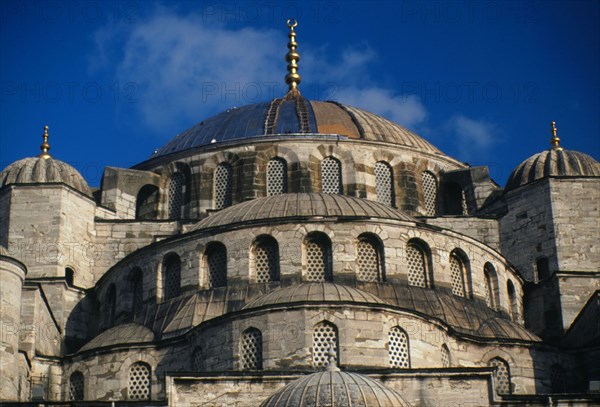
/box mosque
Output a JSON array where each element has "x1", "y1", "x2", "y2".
[{"x1": 1, "y1": 20, "x2": 599, "y2": 406}]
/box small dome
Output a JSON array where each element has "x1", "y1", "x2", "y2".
[
  {"x1": 243, "y1": 283, "x2": 390, "y2": 310},
  {"x1": 80, "y1": 323, "x2": 154, "y2": 351},
  {"x1": 260, "y1": 369, "x2": 409, "y2": 407},
  {"x1": 192, "y1": 193, "x2": 416, "y2": 231},
  {"x1": 505, "y1": 148, "x2": 600, "y2": 191},
  {"x1": 0, "y1": 156, "x2": 91, "y2": 196}
]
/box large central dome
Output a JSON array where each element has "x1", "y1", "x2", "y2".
[{"x1": 153, "y1": 99, "x2": 442, "y2": 157}]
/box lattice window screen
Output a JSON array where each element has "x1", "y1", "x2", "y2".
[
  {"x1": 321, "y1": 157, "x2": 342, "y2": 194},
  {"x1": 407, "y1": 244, "x2": 427, "y2": 287},
  {"x1": 489, "y1": 358, "x2": 511, "y2": 395},
  {"x1": 441, "y1": 345, "x2": 450, "y2": 368},
  {"x1": 254, "y1": 240, "x2": 279, "y2": 283},
  {"x1": 192, "y1": 347, "x2": 204, "y2": 371},
  {"x1": 267, "y1": 158, "x2": 287, "y2": 196},
  {"x1": 389, "y1": 326, "x2": 410, "y2": 368},
  {"x1": 422, "y1": 171, "x2": 437, "y2": 216},
  {"x1": 240, "y1": 328, "x2": 263, "y2": 370},
  {"x1": 163, "y1": 256, "x2": 181, "y2": 300},
  {"x1": 128, "y1": 362, "x2": 151, "y2": 400},
  {"x1": 450, "y1": 254, "x2": 465, "y2": 297},
  {"x1": 68, "y1": 372, "x2": 84, "y2": 401},
  {"x1": 168, "y1": 172, "x2": 185, "y2": 220},
  {"x1": 312, "y1": 322, "x2": 338, "y2": 368},
  {"x1": 207, "y1": 245, "x2": 227, "y2": 288},
  {"x1": 375, "y1": 161, "x2": 394, "y2": 207},
  {"x1": 214, "y1": 164, "x2": 233, "y2": 209},
  {"x1": 357, "y1": 238, "x2": 382, "y2": 282},
  {"x1": 305, "y1": 237, "x2": 332, "y2": 282}
]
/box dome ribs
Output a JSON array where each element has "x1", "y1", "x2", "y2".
[{"x1": 264, "y1": 98, "x2": 283, "y2": 135}]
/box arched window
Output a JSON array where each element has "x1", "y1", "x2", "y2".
[
  {"x1": 131, "y1": 268, "x2": 143, "y2": 313},
  {"x1": 375, "y1": 161, "x2": 394, "y2": 207},
  {"x1": 205, "y1": 243, "x2": 227, "y2": 288},
  {"x1": 192, "y1": 346, "x2": 204, "y2": 371},
  {"x1": 536, "y1": 257, "x2": 550, "y2": 281},
  {"x1": 551, "y1": 364, "x2": 566, "y2": 393},
  {"x1": 252, "y1": 236, "x2": 280, "y2": 283},
  {"x1": 356, "y1": 234, "x2": 384, "y2": 282},
  {"x1": 321, "y1": 156, "x2": 342, "y2": 194},
  {"x1": 240, "y1": 328, "x2": 263, "y2": 370},
  {"x1": 128, "y1": 362, "x2": 151, "y2": 400},
  {"x1": 267, "y1": 158, "x2": 288, "y2": 196},
  {"x1": 106, "y1": 284, "x2": 116, "y2": 322},
  {"x1": 168, "y1": 172, "x2": 185, "y2": 220},
  {"x1": 489, "y1": 357, "x2": 511, "y2": 395},
  {"x1": 389, "y1": 326, "x2": 410, "y2": 368},
  {"x1": 162, "y1": 254, "x2": 181, "y2": 301},
  {"x1": 214, "y1": 163, "x2": 233, "y2": 209},
  {"x1": 65, "y1": 267, "x2": 75, "y2": 287},
  {"x1": 422, "y1": 171, "x2": 437, "y2": 216},
  {"x1": 507, "y1": 280, "x2": 519, "y2": 322},
  {"x1": 313, "y1": 321, "x2": 338, "y2": 368},
  {"x1": 406, "y1": 239, "x2": 431, "y2": 288},
  {"x1": 441, "y1": 344, "x2": 451, "y2": 368},
  {"x1": 449, "y1": 250, "x2": 469, "y2": 297},
  {"x1": 484, "y1": 263, "x2": 499, "y2": 309},
  {"x1": 304, "y1": 233, "x2": 333, "y2": 282},
  {"x1": 68, "y1": 371, "x2": 84, "y2": 401},
  {"x1": 136, "y1": 184, "x2": 159, "y2": 220}
]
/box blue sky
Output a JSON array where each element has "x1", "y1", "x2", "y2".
[{"x1": 1, "y1": 0, "x2": 598, "y2": 187}]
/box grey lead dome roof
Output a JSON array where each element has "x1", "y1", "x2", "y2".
[
  {"x1": 506, "y1": 148, "x2": 600, "y2": 191},
  {"x1": 260, "y1": 369, "x2": 410, "y2": 407},
  {"x1": 0, "y1": 156, "x2": 91, "y2": 196},
  {"x1": 153, "y1": 99, "x2": 442, "y2": 157},
  {"x1": 192, "y1": 193, "x2": 417, "y2": 231}
]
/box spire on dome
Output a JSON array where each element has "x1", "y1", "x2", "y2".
[
  {"x1": 284, "y1": 19, "x2": 301, "y2": 97},
  {"x1": 550, "y1": 121, "x2": 562, "y2": 150},
  {"x1": 39, "y1": 125, "x2": 51, "y2": 159}
]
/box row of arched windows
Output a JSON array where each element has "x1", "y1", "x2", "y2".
[{"x1": 68, "y1": 362, "x2": 151, "y2": 401}]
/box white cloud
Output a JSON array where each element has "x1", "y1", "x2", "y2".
[{"x1": 446, "y1": 115, "x2": 498, "y2": 158}]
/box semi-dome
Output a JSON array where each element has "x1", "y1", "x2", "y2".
[
  {"x1": 192, "y1": 193, "x2": 417, "y2": 231},
  {"x1": 260, "y1": 368, "x2": 409, "y2": 407},
  {"x1": 80, "y1": 323, "x2": 154, "y2": 352},
  {"x1": 243, "y1": 283, "x2": 389, "y2": 310},
  {"x1": 152, "y1": 99, "x2": 442, "y2": 158}
]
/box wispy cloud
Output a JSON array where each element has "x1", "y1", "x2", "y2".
[{"x1": 445, "y1": 115, "x2": 499, "y2": 159}]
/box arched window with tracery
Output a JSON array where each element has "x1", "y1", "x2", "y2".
[
  {"x1": 68, "y1": 371, "x2": 84, "y2": 401},
  {"x1": 484, "y1": 263, "x2": 499, "y2": 309},
  {"x1": 489, "y1": 357, "x2": 511, "y2": 395},
  {"x1": 128, "y1": 362, "x2": 151, "y2": 400},
  {"x1": 214, "y1": 163, "x2": 233, "y2": 209},
  {"x1": 441, "y1": 344, "x2": 451, "y2": 367},
  {"x1": 422, "y1": 171, "x2": 437, "y2": 216},
  {"x1": 321, "y1": 156, "x2": 342, "y2": 194},
  {"x1": 267, "y1": 157, "x2": 288, "y2": 196},
  {"x1": 162, "y1": 254, "x2": 181, "y2": 301},
  {"x1": 252, "y1": 236, "x2": 280, "y2": 283},
  {"x1": 389, "y1": 326, "x2": 410, "y2": 368},
  {"x1": 312, "y1": 321, "x2": 338, "y2": 368},
  {"x1": 192, "y1": 346, "x2": 204, "y2": 371},
  {"x1": 240, "y1": 328, "x2": 263, "y2": 371},
  {"x1": 449, "y1": 250, "x2": 470, "y2": 297},
  {"x1": 375, "y1": 161, "x2": 394, "y2": 207},
  {"x1": 304, "y1": 233, "x2": 333, "y2": 282},
  {"x1": 356, "y1": 234, "x2": 384, "y2": 282},
  {"x1": 168, "y1": 172, "x2": 185, "y2": 220},
  {"x1": 406, "y1": 239, "x2": 431, "y2": 288},
  {"x1": 205, "y1": 242, "x2": 227, "y2": 288}
]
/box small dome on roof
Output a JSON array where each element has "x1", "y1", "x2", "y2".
[
  {"x1": 192, "y1": 193, "x2": 416, "y2": 231},
  {"x1": 80, "y1": 323, "x2": 154, "y2": 351},
  {"x1": 260, "y1": 369, "x2": 409, "y2": 407},
  {"x1": 243, "y1": 283, "x2": 390, "y2": 310}
]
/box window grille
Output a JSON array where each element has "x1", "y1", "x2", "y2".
[
  {"x1": 356, "y1": 237, "x2": 382, "y2": 282},
  {"x1": 240, "y1": 328, "x2": 263, "y2": 370},
  {"x1": 407, "y1": 244, "x2": 427, "y2": 287},
  {"x1": 450, "y1": 253, "x2": 466, "y2": 297},
  {"x1": 389, "y1": 326, "x2": 410, "y2": 368},
  {"x1": 422, "y1": 171, "x2": 437, "y2": 216},
  {"x1": 207, "y1": 244, "x2": 227, "y2": 288},
  {"x1": 489, "y1": 358, "x2": 511, "y2": 395},
  {"x1": 267, "y1": 158, "x2": 287, "y2": 196},
  {"x1": 68, "y1": 372, "x2": 84, "y2": 401},
  {"x1": 321, "y1": 157, "x2": 342, "y2": 194},
  {"x1": 254, "y1": 238, "x2": 279, "y2": 283},
  {"x1": 163, "y1": 255, "x2": 181, "y2": 300},
  {"x1": 128, "y1": 362, "x2": 151, "y2": 400},
  {"x1": 441, "y1": 345, "x2": 450, "y2": 368},
  {"x1": 375, "y1": 161, "x2": 394, "y2": 206},
  {"x1": 305, "y1": 236, "x2": 332, "y2": 282},
  {"x1": 192, "y1": 347, "x2": 204, "y2": 371},
  {"x1": 313, "y1": 322, "x2": 338, "y2": 368},
  {"x1": 168, "y1": 172, "x2": 185, "y2": 220},
  {"x1": 214, "y1": 164, "x2": 233, "y2": 209}
]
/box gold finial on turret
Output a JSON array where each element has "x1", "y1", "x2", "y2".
[
  {"x1": 550, "y1": 121, "x2": 562, "y2": 150},
  {"x1": 39, "y1": 125, "x2": 51, "y2": 159},
  {"x1": 285, "y1": 19, "x2": 301, "y2": 96}
]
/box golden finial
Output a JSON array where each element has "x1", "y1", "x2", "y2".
[
  {"x1": 285, "y1": 19, "x2": 301, "y2": 96},
  {"x1": 550, "y1": 121, "x2": 562, "y2": 150},
  {"x1": 39, "y1": 125, "x2": 52, "y2": 159}
]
